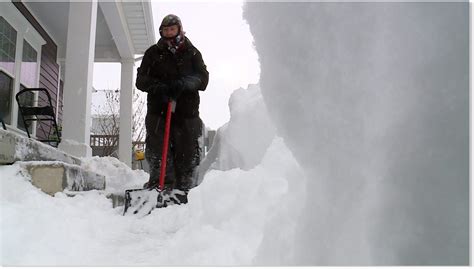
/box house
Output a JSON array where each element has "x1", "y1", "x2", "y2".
[{"x1": 0, "y1": 0, "x2": 155, "y2": 167}]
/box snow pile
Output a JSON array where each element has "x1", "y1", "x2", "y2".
[
  {"x1": 0, "y1": 137, "x2": 303, "y2": 266},
  {"x1": 13, "y1": 137, "x2": 32, "y2": 159},
  {"x1": 161, "y1": 137, "x2": 304, "y2": 265},
  {"x1": 200, "y1": 84, "x2": 276, "y2": 173},
  {"x1": 244, "y1": 2, "x2": 469, "y2": 265},
  {"x1": 0, "y1": 129, "x2": 79, "y2": 164},
  {"x1": 79, "y1": 156, "x2": 148, "y2": 193},
  {"x1": 1, "y1": 165, "x2": 118, "y2": 266}
]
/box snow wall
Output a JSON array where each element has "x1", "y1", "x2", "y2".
[
  {"x1": 243, "y1": 2, "x2": 469, "y2": 265},
  {"x1": 199, "y1": 84, "x2": 276, "y2": 174}
]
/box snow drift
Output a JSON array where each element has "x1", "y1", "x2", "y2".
[
  {"x1": 199, "y1": 83, "x2": 276, "y2": 174},
  {"x1": 244, "y1": 2, "x2": 469, "y2": 265}
]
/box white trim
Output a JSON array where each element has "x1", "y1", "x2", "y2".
[
  {"x1": 10, "y1": 30, "x2": 23, "y2": 132},
  {"x1": 141, "y1": 0, "x2": 156, "y2": 47},
  {"x1": 0, "y1": 67, "x2": 16, "y2": 80},
  {"x1": 58, "y1": 58, "x2": 66, "y2": 81},
  {"x1": 35, "y1": 45, "x2": 42, "y2": 88},
  {"x1": 118, "y1": 58, "x2": 134, "y2": 167},
  {"x1": 116, "y1": 3, "x2": 136, "y2": 57},
  {"x1": 30, "y1": 42, "x2": 43, "y2": 136},
  {"x1": 4, "y1": 123, "x2": 30, "y2": 137},
  {"x1": 21, "y1": 1, "x2": 61, "y2": 47},
  {"x1": 0, "y1": 3, "x2": 46, "y2": 48},
  {"x1": 56, "y1": 59, "x2": 61, "y2": 122},
  {"x1": 23, "y1": 28, "x2": 45, "y2": 53},
  {"x1": 99, "y1": 1, "x2": 134, "y2": 59}
]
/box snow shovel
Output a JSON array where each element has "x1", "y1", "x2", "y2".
[{"x1": 123, "y1": 100, "x2": 186, "y2": 216}]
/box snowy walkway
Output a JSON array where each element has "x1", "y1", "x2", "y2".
[{"x1": 1, "y1": 138, "x2": 303, "y2": 266}]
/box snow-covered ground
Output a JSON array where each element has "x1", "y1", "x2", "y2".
[{"x1": 1, "y1": 85, "x2": 305, "y2": 266}]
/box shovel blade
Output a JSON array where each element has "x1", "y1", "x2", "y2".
[
  {"x1": 123, "y1": 188, "x2": 160, "y2": 217},
  {"x1": 123, "y1": 188, "x2": 189, "y2": 217}
]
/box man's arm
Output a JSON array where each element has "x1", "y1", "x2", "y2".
[
  {"x1": 168, "y1": 48, "x2": 209, "y2": 100},
  {"x1": 171, "y1": 48, "x2": 209, "y2": 95},
  {"x1": 136, "y1": 48, "x2": 163, "y2": 93},
  {"x1": 191, "y1": 48, "x2": 209, "y2": 91}
]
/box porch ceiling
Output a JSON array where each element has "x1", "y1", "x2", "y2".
[{"x1": 22, "y1": 1, "x2": 155, "y2": 62}]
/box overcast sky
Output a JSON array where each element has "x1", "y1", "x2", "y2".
[{"x1": 93, "y1": 1, "x2": 260, "y2": 130}]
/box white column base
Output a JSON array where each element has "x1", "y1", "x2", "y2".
[{"x1": 58, "y1": 139, "x2": 92, "y2": 158}]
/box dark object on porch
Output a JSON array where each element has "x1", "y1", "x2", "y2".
[{"x1": 16, "y1": 88, "x2": 61, "y2": 147}]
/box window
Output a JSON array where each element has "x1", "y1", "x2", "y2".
[
  {"x1": 0, "y1": 17, "x2": 17, "y2": 125},
  {"x1": 0, "y1": 71, "x2": 13, "y2": 124},
  {"x1": 0, "y1": 16, "x2": 17, "y2": 75},
  {"x1": 20, "y1": 40, "x2": 37, "y2": 88}
]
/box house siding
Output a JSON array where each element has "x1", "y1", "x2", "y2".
[{"x1": 12, "y1": 1, "x2": 61, "y2": 141}]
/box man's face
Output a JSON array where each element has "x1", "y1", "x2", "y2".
[{"x1": 162, "y1": 25, "x2": 179, "y2": 38}]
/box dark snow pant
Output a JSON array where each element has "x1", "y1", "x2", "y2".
[{"x1": 145, "y1": 113, "x2": 202, "y2": 191}]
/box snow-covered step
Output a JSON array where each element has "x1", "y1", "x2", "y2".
[
  {"x1": 0, "y1": 129, "x2": 81, "y2": 165},
  {"x1": 19, "y1": 161, "x2": 106, "y2": 196}
]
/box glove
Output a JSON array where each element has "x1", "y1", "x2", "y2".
[
  {"x1": 167, "y1": 79, "x2": 185, "y2": 100},
  {"x1": 181, "y1": 76, "x2": 202, "y2": 92},
  {"x1": 167, "y1": 76, "x2": 203, "y2": 100},
  {"x1": 148, "y1": 81, "x2": 170, "y2": 95}
]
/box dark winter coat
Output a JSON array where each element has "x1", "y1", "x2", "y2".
[{"x1": 136, "y1": 37, "x2": 209, "y2": 118}]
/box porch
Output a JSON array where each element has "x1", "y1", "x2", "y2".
[{"x1": 0, "y1": 0, "x2": 156, "y2": 167}]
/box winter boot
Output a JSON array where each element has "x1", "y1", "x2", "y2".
[{"x1": 157, "y1": 188, "x2": 188, "y2": 207}]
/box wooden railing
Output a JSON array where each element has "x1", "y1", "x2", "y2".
[
  {"x1": 90, "y1": 134, "x2": 145, "y2": 157},
  {"x1": 90, "y1": 131, "x2": 211, "y2": 158},
  {"x1": 90, "y1": 135, "x2": 119, "y2": 147}
]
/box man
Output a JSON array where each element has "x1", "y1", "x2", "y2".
[{"x1": 136, "y1": 14, "x2": 209, "y2": 201}]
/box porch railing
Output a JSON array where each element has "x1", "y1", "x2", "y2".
[{"x1": 90, "y1": 134, "x2": 145, "y2": 157}]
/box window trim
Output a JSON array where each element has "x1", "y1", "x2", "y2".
[{"x1": 0, "y1": 3, "x2": 46, "y2": 136}]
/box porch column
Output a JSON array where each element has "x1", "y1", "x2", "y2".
[
  {"x1": 118, "y1": 59, "x2": 134, "y2": 167},
  {"x1": 58, "y1": 1, "x2": 98, "y2": 158}
]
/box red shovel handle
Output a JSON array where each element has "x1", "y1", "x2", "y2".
[{"x1": 158, "y1": 100, "x2": 175, "y2": 191}]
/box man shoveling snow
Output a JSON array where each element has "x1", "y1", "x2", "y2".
[{"x1": 124, "y1": 14, "x2": 209, "y2": 215}]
